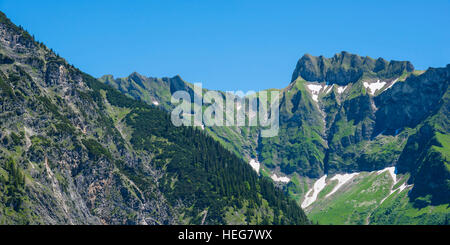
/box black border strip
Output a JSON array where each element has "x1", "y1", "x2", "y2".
[{"x1": 0, "y1": 225, "x2": 447, "y2": 243}]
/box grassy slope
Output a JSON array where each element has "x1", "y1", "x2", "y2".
[
  {"x1": 308, "y1": 171, "x2": 394, "y2": 225},
  {"x1": 306, "y1": 169, "x2": 449, "y2": 225}
]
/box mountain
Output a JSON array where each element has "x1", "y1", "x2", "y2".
[
  {"x1": 261, "y1": 53, "x2": 449, "y2": 224},
  {"x1": 99, "y1": 72, "x2": 193, "y2": 111},
  {"x1": 103, "y1": 51, "x2": 449, "y2": 224},
  {"x1": 291, "y1": 51, "x2": 414, "y2": 85},
  {"x1": 99, "y1": 73, "x2": 261, "y2": 161},
  {"x1": 0, "y1": 11, "x2": 309, "y2": 225},
  {"x1": 264, "y1": 53, "x2": 449, "y2": 224}
]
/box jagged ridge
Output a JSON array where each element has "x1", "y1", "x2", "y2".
[{"x1": 291, "y1": 51, "x2": 414, "y2": 85}]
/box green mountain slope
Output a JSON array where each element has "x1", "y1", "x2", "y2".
[
  {"x1": 287, "y1": 54, "x2": 449, "y2": 224},
  {"x1": 0, "y1": 11, "x2": 309, "y2": 225},
  {"x1": 99, "y1": 73, "x2": 261, "y2": 161},
  {"x1": 103, "y1": 50, "x2": 450, "y2": 224}
]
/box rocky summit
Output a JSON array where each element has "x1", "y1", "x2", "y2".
[{"x1": 291, "y1": 51, "x2": 415, "y2": 85}]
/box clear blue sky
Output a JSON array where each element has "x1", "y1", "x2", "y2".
[{"x1": 1, "y1": 0, "x2": 449, "y2": 91}]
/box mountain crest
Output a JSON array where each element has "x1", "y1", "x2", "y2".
[{"x1": 291, "y1": 51, "x2": 414, "y2": 85}]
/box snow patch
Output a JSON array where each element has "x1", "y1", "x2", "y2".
[
  {"x1": 337, "y1": 86, "x2": 347, "y2": 94},
  {"x1": 301, "y1": 175, "x2": 328, "y2": 208},
  {"x1": 325, "y1": 84, "x2": 334, "y2": 94},
  {"x1": 397, "y1": 183, "x2": 408, "y2": 193},
  {"x1": 271, "y1": 174, "x2": 290, "y2": 183},
  {"x1": 306, "y1": 84, "x2": 323, "y2": 102},
  {"x1": 248, "y1": 159, "x2": 260, "y2": 174},
  {"x1": 301, "y1": 167, "x2": 414, "y2": 208},
  {"x1": 325, "y1": 173, "x2": 359, "y2": 198},
  {"x1": 363, "y1": 80, "x2": 386, "y2": 95}
]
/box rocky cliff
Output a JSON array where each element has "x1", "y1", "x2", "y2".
[{"x1": 291, "y1": 51, "x2": 414, "y2": 85}]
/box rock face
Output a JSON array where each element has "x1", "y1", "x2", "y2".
[
  {"x1": 374, "y1": 65, "x2": 450, "y2": 135},
  {"x1": 283, "y1": 54, "x2": 449, "y2": 208},
  {"x1": 291, "y1": 51, "x2": 414, "y2": 85},
  {"x1": 0, "y1": 11, "x2": 309, "y2": 225},
  {"x1": 0, "y1": 12, "x2": 171, "y2": 224}
]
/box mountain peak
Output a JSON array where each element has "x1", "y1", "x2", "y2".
[
  {"x1": 99, "y1": 74, "x2": 114, "y2": 81},
  {"x1": 129, "y1": 71, "x2": 144, "y2": 79},
  {"x1": 292, "y1": 51, "x2": 414, "y2": 85},
  {"x1": 171, "y1": 74, "x2": 186, "y2": 82}
]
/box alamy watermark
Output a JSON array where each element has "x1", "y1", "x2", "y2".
[{"x1": 170, "y1": 83, "x2": 279, "y2": 137}]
